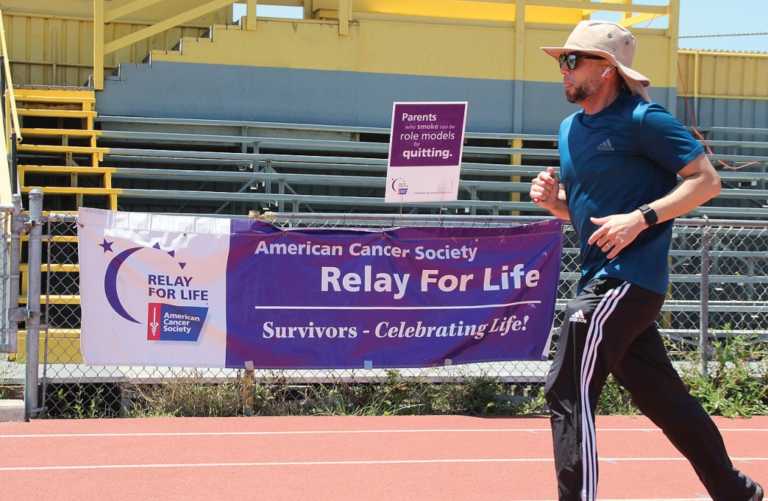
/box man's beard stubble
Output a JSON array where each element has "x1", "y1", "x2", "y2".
[{"x1": 565, "y1": 83, "x2": 591, "y2": 104}]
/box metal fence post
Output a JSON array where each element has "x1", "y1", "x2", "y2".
[
  {"x1": 24, "y1": 188, "x2": 43, "y2": 420},
  {"x1": 10, "y1": 132, "x2": 17, "y2": 195},
  {"x1": 7, "y1": 194, "x2": 22, "y2": 353},
  {"x1": 699, "y1": 220, "x2": 711, "y2": 377}
]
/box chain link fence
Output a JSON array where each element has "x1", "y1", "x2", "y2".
[
  {"x1": 0, "y1": 206, "x2": 15, "y2": 353},
  {"x1": 2, "y1": 206, "x2": 767, "y2": 418}
]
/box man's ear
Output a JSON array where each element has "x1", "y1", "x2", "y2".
[{"x1": 601, "y1": 67, "x2": 612, "y2": 78}]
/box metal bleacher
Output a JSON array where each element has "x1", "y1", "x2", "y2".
[{"x1": 17, "y1": 112, "x2": 768, "y2": 218}]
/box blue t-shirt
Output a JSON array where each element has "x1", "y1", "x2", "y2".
[{"x1": 558, "y1": 92, "x2": 704, "y2": 295}]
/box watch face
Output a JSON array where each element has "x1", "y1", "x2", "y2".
[{"x1": 640, "y1": 206, "x2": 657, "y2": 225}]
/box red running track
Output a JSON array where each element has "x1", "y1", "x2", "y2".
[{"x1": 0, "y1": 415, "x2": 765, "y2": 501}]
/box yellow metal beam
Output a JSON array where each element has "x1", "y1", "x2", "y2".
[
  {"x1": 105, "y1": 0, "x2": 166, "y2": 23},
  {"x1": 338, "y1": 0, "x2": 351, "y2": 36},
  {"x1": 19, "y1": 165, "x2": 114, "y2": 174},
  {"x1": 21, "y1": 263, "x2": 79, "y2": 273},
  {"x1": 17, "y1": 144, "x2": 109, "y2": 155},
  {"x1": 42, "y1": 210, "x2": 79, "y2": 215},
  {"x1": 21, "y1": 186, "x2": 120, "y2": 195},
  {"x1": 578, "y1": 0, "x2": 631, "y2": 20},
  {"x1": 315, "y1": 1, "x2": 591, "y2": 24},
  {"x1": 14, "y1": 92, "x2": 95, "y2": 105},
  {"x1": 21, "y1": 128, "x2": 102, "y2": 137},
  {"x1": 0, "y1": 10, "x2": 21, "y2": 142},
  {"x1": 19, "y1": 296, "x2": 80, "y2": 304},
  {"x1": 247, "y1": 0, "x2": 300, "y2": 4},
  {"x1": 93, "y1": 0, "x2": 105, "y2": 90},
  {"x1": 15, "y1": 88, "x2": 94, "y2": 99},
  {"x1": 619, "y1": 13, "x2": 659, "y2": 28},
  {"x1": 528, "y1": 0, "x2": 666, "y2": 15},
  {"x1": 677, "y1": 93, "x2": 768, "y2": 102},
  {"x1": 17, "y1": 108, "x2": 97, "y2": 118},
  {"x1": 513, "y1": 0, "x2": 524, "y2": 132},
  {"x1": 666, "y1": 0, "x2": 678, "y2": 111},
  {"x1": 21, "y1": 235, "x2": 79, "y2": 243},
  {"x1": 678, "y1": 49, "x2": 768, "y2": 59},
  {"x1": 693, "y1": 50, "x2": 699, "y2": 109},
  {"x1": 104, "y1": 0, "x2": 234, "y2": 55},
  {"x1": 246, "y1": 0, "x2": 258, "y2": 30},
  {"x1": 0, "y1": 101, "x2": 8, "y2": 204},
  {"x1": 17, "y1": 328, "x2": 80, "y2": 334}
]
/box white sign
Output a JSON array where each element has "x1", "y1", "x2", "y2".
[
  {"x1": 385, "y1": 101, "x2": 468, "y2": 203},
  {"x1": 77, "y1": 208, "x2": 230, "y2": 367}
]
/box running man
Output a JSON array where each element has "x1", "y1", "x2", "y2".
[{"x1": 530, "y1": 20, "x2": 764, "y2": 501}]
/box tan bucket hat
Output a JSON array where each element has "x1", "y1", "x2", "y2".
[{"x1": 541, "y1": 20, "x2": 651, "y2": 102}]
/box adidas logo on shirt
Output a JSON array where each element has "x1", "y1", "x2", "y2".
[
  {"x1": 597, "y1": 138, "x2": 614, "y2": 152},
  {"x1": 569, "y1": 309, "x2": 588, "y2": 324}
]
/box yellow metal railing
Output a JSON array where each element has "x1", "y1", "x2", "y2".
[
  {"x1": 0, "y1": 10, "x2": 21, "y2": 145},
  {"x1": 93, "y1": 0, "x2": 238, "y2": 89},
  {"x1": 0, "y1": 9, "x2": 21, "y2": 202}
]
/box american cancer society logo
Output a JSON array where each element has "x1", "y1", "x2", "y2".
[
  {"x1": 146, "y1": 303, "x2": 207, "y2": 342},
  {"x1": 97, "y1": 236, "x2": 209, "y2": 342},
  {"x1": 391, "y1": 177, "x2": 409, "y2": 195}
]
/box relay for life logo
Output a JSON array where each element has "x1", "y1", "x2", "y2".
[{"x1": 99, "y1": 238, "x2": 209, "y2": 342}]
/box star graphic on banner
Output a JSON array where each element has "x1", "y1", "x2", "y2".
[
  {"x1": 141, "y1": 241, "x2": 187, "y2": 265},
  {"x1": 99, "y1": 239, "x2": 114, "y2": 253}
]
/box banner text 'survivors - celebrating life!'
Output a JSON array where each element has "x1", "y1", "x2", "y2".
[
  {"x1": 385, "y1": 102, "x2": 467, "y2": 203},
  {"x1": 78, "y1": 208, "x2": 563, "y2": 368}
]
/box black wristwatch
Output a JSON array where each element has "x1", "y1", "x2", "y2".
[{"x1": 638, "y1": 204, "x2": 658, "y2": 226}]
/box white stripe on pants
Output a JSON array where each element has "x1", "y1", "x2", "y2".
[{"x1": 580, "y1": 282, "x2": 631, "y2": 501}]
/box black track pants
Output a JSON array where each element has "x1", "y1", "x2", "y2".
[{"x1": 544, "y1": 278, "x2": 759, "y2": 501}]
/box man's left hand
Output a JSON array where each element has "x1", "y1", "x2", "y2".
[{"x1": 588, "y1": 211, "x2": 647, "y2": 259}]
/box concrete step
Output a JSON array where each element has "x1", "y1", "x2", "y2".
[{"x1": 0, "y1": 399, "x2": 24, "y2": 422}]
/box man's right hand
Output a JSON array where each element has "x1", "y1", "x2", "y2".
[{"x1": 530, "y1": 167, "x2": 560, "y2": 209}]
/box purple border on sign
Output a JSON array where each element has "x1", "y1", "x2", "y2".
[{"x1": 388, "y1": 102, "x2": 467, "y2": 168}]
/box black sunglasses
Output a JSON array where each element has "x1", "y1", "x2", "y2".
[{"x1": 558, "y1": 53, "x2": 604, "y2": 70}]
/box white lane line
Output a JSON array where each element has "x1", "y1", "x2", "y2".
[
  {"x1": 1, "y1": 456, "x2": 766, "y2": 473},
  {"x1": 0, "y1": 427, "x2": 765, "y2": 439},
  {"x1": 516, "y1": 499, "x2": 713, "y2": 501}
]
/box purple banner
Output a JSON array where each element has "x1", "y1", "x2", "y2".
[
  {"x1": 388, "y1": 102, "x2": 466, "y2": 168},
  {"x1": 225, "y1": 220, "x2": 563, "y2": 369}
]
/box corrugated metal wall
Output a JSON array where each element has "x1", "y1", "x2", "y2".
[
  {"x1": 678, "y1": 51, "x2": 768, "y2": 99},
  {"x1": 677, "y1": 50, "x2": 768, "y2": 130}
]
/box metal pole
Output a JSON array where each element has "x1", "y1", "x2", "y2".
[
  {"x1": 699, "y1": 222, "x2": 711, "y2": 376},
  {"x1": 7, "y1": 194, "x2": 22, "y2": 353},
  {"x1": 24, "y1": 188, "x2": 43, "y2": 420},
  {"x1": 10, "y1": 132, "x2": 17, "y2": 195}
]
